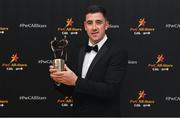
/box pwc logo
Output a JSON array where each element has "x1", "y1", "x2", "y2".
[
  {"x1": 56, "y1": 96, "x2": 74, "y2": 107},
  {"x1": 130, "y1": 18, "x2": 155, "y2": 35},
  {"x1": 129, "y1": 90, "x2": 155, "y2": 108},
  {"x1": 1, "y1": 53, "x2": 28, "y2": 71},
  {"x1": 58, "y1": 18, "x2": 82, "y2": 35},
  {"x1": 148, "y1": 54, "x2": 173, "y2": 72}
]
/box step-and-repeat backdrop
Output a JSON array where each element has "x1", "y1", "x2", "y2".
[{"x1": 0, "y1": 0, "x2": 180, "y2": 116}]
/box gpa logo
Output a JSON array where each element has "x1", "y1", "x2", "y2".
[
  {"x1": 57, "y1": 96, "x2": 73, "y2": 107},
  {"x1": 1, "y1": 53, "x2": 28, "y2": 71},
  {"x1": 109, "y1": 24, "x2": 120, "y2": 29},
  {"x1": 129, "y1": 90, "x2": 155, "y2": 108},
  {"x1": 148, "y1": 53, "x2": 173, "y2": 72},
  {"x1": 130, "y1": 18, "x2": 155, "y2": 35},
  {"x1": 128, "y1": 60, "x2": 138, "y2": 65},
  {"x1": 58, "y1": 18, "x2": 82, "y2": 35}
]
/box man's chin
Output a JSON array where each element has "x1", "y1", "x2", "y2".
[{"x1": 92, "y1": 36, "x2": 100, "y2": 40}]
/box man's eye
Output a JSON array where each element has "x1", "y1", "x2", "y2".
[
  {"x1": 87, "y1": 21, "x2": 93, "y2": 25},
  {"x1": 96, "y1": 21, "x2": 103, "y2": 25}
]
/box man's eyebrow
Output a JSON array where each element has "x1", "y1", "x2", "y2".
[
  {"x1": 86, "y1": 20, "x2": 93, "y2": 23},
  {"x1": 96, "y1": 20, "x2": 103, "y2": 22},
  {"x1": 86, "y1": 20, "x2": 92, "y2": 22}
]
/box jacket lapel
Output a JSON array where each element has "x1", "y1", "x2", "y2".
[
  {"x1": 78, "y1": 46, "x2": 86, "y2": 77},
  {"x1": 85, "y1": 40, "x2": 110, "y2": 79}
]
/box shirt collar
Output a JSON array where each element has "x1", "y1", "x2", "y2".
[{"x1": 88, "y1": 34, "x2": 108, "y2": 50}]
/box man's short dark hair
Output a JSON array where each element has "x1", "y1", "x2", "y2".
[{"x1": 84, "y1": 5, "x2": 107, "y2": 20}]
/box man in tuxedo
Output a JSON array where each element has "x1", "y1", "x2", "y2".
[{"x1": 49, "y1": 5, "x2": 128, "y2": 116}]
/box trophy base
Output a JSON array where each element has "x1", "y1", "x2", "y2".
[
  {"x1": 55, "y1": 82, "x2": 61, "y2": 86},
  {"x1": 53, "y1": 59, "x2": 65, "y2": 71},
  {"x1": 53, "y1": 59, "x2": 65, "y2": 86}
]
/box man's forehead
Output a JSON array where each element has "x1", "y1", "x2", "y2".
[{"x1": 85, "y1": 12, "x2": 105, "y2": 20}]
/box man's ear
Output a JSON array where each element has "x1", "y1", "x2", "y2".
[
  {"x1": 84, "y1": 21, "x2": 87, "y2": 31},
  {"x1": 105, "y1": 21, "x2": 109, "y2": 30}
]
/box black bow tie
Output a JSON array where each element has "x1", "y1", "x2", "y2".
[{"x1": 85, "y1": 45, "x2": 98, "y2": 52}]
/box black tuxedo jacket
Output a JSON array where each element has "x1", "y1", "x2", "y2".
[{"x1": 70, "y1": 39, "x2": 128, "y2": 116}]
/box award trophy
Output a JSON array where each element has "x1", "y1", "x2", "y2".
[
  {"x1": 50, "y1": 35, "x2": 68, "y2": 71},
  {"x1": 50, "y1": 35, "x2": 68, "y2": 86}
]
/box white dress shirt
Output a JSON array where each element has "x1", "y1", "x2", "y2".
[{"x1": 81, "y1": 35, "x2": 108, "y2": 78}]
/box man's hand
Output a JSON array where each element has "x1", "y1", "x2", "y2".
[{"x1": 49, "y1": 64, "x2": 78, "y2": 86}]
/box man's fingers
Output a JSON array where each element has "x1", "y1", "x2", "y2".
[
  {"x1": 64, "y1": 64, "x2": 71, "y2": 71},
  {"x1": 49, "y1": 65, "x2": 54, "y2": 69},
  {"x1": 49, "y1": 65, "x2": 56, "y2": 73},
  {"x1": 50, "y1": 73, "x2": 64, "y2": 78}
]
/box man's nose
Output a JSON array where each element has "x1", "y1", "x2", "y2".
[{"x1": 92, "y1": 23, "x2": 97, "y2": 30}]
